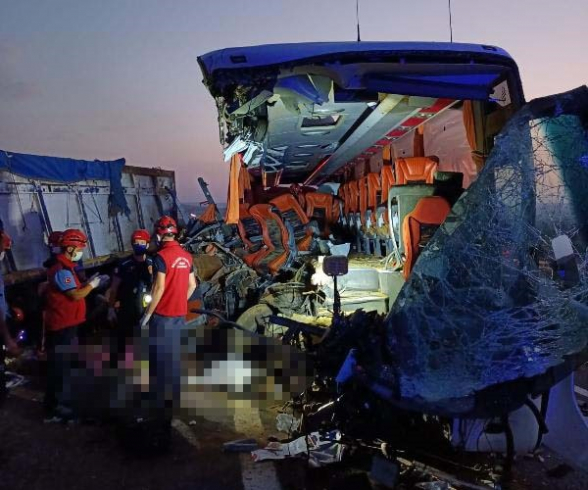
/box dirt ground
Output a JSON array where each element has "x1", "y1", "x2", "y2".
[
  {"x1": 2, "y1": 382, "x2": 588, "y2": 490},
  {"x1": 3, "y1": 355, "x2": 588, "y2": 490},
  {"x1": 0, "y1": 389, "x2": 244, "y2": 490}
]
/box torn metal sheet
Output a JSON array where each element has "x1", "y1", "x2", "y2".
[{"x1": 198, "y1": 42, "x2": 524, "y2": 184}]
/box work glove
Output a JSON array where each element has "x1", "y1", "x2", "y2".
[
  {"x1": 107, "y1": 307, "x2": 118, "y2": 324},
  {"x1": 88, "y1": 274, "x2": 102, "y2": 289},
  {"x1": 139, "y1": 312, "x2": 152, "y2": 329},
  {"x1": 89, "y1": 274, "x2": 110, "y2": 290}
]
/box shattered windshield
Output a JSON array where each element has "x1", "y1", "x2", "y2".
[{"x1": 387, "y1": 87, "x2": 588, "y2": 411}]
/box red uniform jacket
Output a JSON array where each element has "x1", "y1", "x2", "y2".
[
  {"x1": 154, "y1": 241, "x2": 193, "y2": 317},
  {"x1": 45, "y1": 255, "x2": 86, "y2": 331}
]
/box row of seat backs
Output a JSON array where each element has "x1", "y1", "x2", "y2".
[
  {"x1": 388, "y1": 170, "x2": 463, "y2": 253},
  {"x1": 236, "y1": 194, "x2": 314, "y2": 275},
  {"x1": 339, "y1": 194, "x2": 452, "y2": 281},
  {"x1": 339, "y1": 157, "x2": 440, "y2": 216},
  {"x1": 270, "y1": 194, "x2": 313, "y2": 251},
  {"x1": 237, "y1": 204, "x2": 283, "y2": 273},
  {"x1": 379, "y1": 173, "x2": 459, "y2": 253}
]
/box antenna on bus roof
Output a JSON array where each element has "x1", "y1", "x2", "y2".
[
  {"x1": 448, "y1": 0, "x2": 454, "y2": 42},
  {"x1": 356, "y1": 0, "x2": 361, "y2": 42}
]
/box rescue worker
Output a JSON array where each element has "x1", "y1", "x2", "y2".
[
  {"x1": 38, "y1": 231, "x2": 64, "y2": 351},
  {"x1": 43, "y1": 231, "x2": 88, "y2": 282},
  {"x1": 43, "y1": 228, "x2": 108, "y2": 420},
  {"x1": 0, "y1": 226, "x2": 20, "y2": 404},
  {"x1": 140, "y1": 216, "x2": 196, "y2": 415},
  {"x1": 107, "y1": 229, "x2": 153, "y2": 365}
]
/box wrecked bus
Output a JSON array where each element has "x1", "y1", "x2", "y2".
[
  {"x1": 195, "y1": 42, "x2": 527, "y2": 320},
  {"x1": 195, "y1": 41, "x2": 588, "y2": 460}
]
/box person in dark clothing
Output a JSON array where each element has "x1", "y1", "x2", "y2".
[
  {"x1": 107, "y1": 229, "x2": 153, "y2": 366},
  {"x1": 115, "y1": 218, "x2": 195, "y2": 454}
]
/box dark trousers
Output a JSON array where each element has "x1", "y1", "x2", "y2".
[
  {"x1": 44, "y1": 326, "x2": 78, "y2": 414},
  {"x1": 148, "y1": 314, "x2": 184, "y2": 413},
  {"x1": 114, "y1": 311, "x2": 140, "y2": 366},
  {"x1": 0, "y1": 339, "x2": 6, "y2": 404}
]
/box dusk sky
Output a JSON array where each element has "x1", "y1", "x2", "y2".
[{"x1": 1, "y1": 0, "x2": 587, "y2": 202}]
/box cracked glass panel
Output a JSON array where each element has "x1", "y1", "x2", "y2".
[{"x1": 386, "y1": 87, "x2": 588, "y2": 411}]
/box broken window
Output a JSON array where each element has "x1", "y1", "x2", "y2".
[{"x1": 386, "y1": 87, "x2": 588, "y2": 411}]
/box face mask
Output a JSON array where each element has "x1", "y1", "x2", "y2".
[
  {"x1": 72, "y1": 250, "x2": 84, "y2": 262},
  {"x1": 133, "y1": 244, "x2": 148, "y2": 255},
  {"x1": 0, "y1": 251, "x2": 5, "y2": 261}
]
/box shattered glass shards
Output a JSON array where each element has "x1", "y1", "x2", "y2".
[{"x1": 386, "y1": 87, "x2": 588, "y2": 413}]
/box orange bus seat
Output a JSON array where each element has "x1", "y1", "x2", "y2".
[
  {"x1": 358, "y1": 176, "x2": 368, "y2": 225},
  {"x1": 367, "y1": 172, "x2": 381, "y2": 209},
  {"x1": 269, "y1": 194, "x2": 313, "y2": 251},
  {"x1": 381, "y1": 165, "x2": 395, "y2": 205},
  {"x1": 249, "y1": 204, "x2": 289, "y2": 275},
  {"x1": 237, "y1": 205, "x2": 270, "y2": 268},
  {"x1": 339, "y1": 183, "x2": 351, "y2": 216},
  {"x1": 305, "y1": 192, "x2": 336, "y2": 238},
  {"x1": 402, "y1": 196, "x2": 450, "y2": 279},
  {"x1": 396, "y1": 157, "x2": 438, "y2": 185},
  {"x1": 348, "y1": 181, "x2": 359, "y2": 213}
]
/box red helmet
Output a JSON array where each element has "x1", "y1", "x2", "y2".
[
  {"x1": 155, "y1": 215, "x2": 178, "y2": 235},
  {"x1": 0, "y1": 231, "x2": 12, "y2": 251},
  {"x1": 48, "y1": 231, "x2": 63, "y2": 247},
  {"x1": 60, "y1": 228, "x2": 88, "y2": 248},
  {"x1": 131, "y1": 229, "x2": 151, "y2": 243}
]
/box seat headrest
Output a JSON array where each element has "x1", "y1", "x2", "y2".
[
  {"x1": 305, "y1": 192, "x2": 334, "y2": 207},
  {"x1": 396, "y1": 157, "x2": 438, "y2": 185}
]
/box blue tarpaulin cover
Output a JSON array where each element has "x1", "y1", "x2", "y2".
[{"x1": 0, "y1": 150, "x2": 130, "y2": 216}]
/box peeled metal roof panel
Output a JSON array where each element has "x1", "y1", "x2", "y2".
[{"x1": 198, "y1": 41, "x2": 515, "y2": 80}]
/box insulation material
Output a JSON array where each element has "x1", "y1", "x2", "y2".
[
  {"x1": 238, "y1": 160, "x2": 251, "y2": 201},
  {"x1": 423, "y1": 107, "x2": 477, "y2": 188},
  {"x1": 369, "y1": 152, "x2": 384, "y2": 173},
  {"x1": 225, "y1": 154, "x2": 241, "y2": 224},
  {"x1": 353, "y1": 159, "x2": 367, "y2": 180}
]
